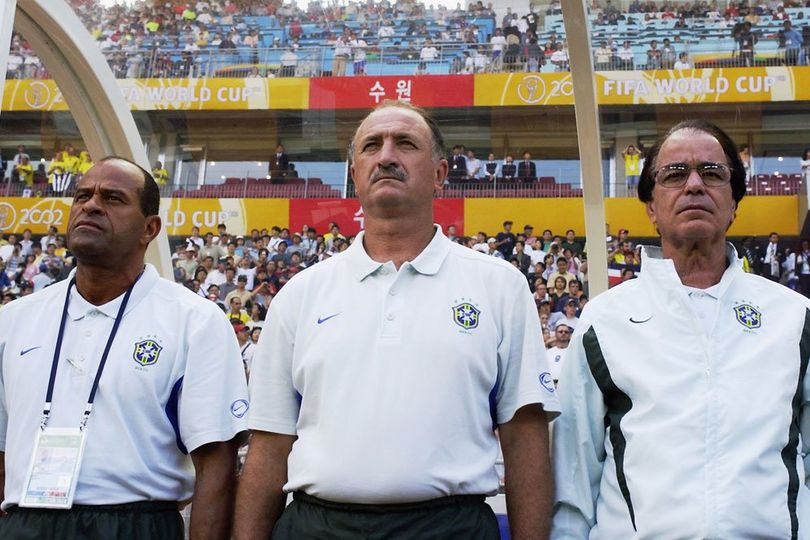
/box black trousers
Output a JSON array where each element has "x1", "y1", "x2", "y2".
[
  {"x1": 0, "y1": 501, "x2": 183, "y2": 540},
  {"x1": 272, "y1": 492, "x2": 500, "y2": 540}
]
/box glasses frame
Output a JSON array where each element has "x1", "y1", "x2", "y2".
[{"x1": 653, "y1": 162, "x2": 732, "y2": 189}]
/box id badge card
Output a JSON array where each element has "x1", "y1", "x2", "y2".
[{"x1": 20, "y1": 427, "x2": 87, "y2": 509}]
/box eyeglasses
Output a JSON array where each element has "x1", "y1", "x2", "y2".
[{"x1": 654, "y1": 162, "x2": 732, "y2": 188}]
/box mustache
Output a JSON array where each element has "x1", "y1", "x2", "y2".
[{"x1": 369, "y1": 165, "x2": 408, "y2": 183}]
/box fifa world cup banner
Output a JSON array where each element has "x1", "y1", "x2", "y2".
[
  {"x1": 289, "y1": 199, "x2": 465, "y2": 236},
  {"x1": 1, "y1": 78, "x2": 309, "y2": 111},
  {"x1": 474, "y1": 66, "x2": 810, "y2": 106},
  {"x1": 160, "y1": 198, "x2": 289, "y2": 235},
  {"x1": 309, "y1": 75, "x2": 474, "y2": 109}
]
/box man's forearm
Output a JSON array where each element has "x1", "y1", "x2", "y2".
[
  {"x1": 233, "y1": 432, "x2": 295, "y2": 540},
  {"x1": 500, "y1": 406, "x2": 553, "y2": 540},
  {"x1": 189, "y1": 440, "x2": 240, "y2": 540}
]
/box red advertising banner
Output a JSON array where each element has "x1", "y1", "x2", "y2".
[
  {"x1": 309, "y1": 75, "x2": 474, "y2": 109},
  {"x1": 289, "y1": 199, "x2": 465, "y2": 236}
]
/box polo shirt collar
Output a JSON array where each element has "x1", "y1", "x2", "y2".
[
  {"x1": 347, "y1": 225, "x2": 451, "y2": 281},
  {"x1": 67, "y1": 263, "x2": 159, "y2": 320},
  {"x1": 640, "y1": 242, "x2": 741, "y2": 298}
]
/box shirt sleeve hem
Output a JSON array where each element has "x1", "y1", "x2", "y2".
[
  {"x1": 498, "y1": 393, "x2": 562, "y2": 425},
  {"x1": 247, "y1": 417, "x2": 298, "y2": 436},
  {"x1": 184, "y1": 426, "x2": 248, "y2": 453}
]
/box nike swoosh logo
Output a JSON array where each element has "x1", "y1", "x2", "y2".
[
  {"x1": 317, "y1": 313, "x2": 341, "y2": 325},
  {"x1": 629, "y1": 316, "x2": 653, "y2": 324},
  {"x1": 20, "y1": 346, "x2": 42, "y2": 356}
]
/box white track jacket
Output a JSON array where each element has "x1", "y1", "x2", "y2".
[{"x1": 552, "y1": 244, "x2": 810, "y2": 539}]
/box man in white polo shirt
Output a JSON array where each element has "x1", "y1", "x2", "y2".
[
  {"x1": 0, "y1": 157, "x2": 248, "y2": 539},
  {"x1": 235, "y1": 101, "x2": 560, "y2": 539}
]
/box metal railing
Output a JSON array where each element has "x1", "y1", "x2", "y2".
[
  {"x1": 3, "y1": 174, "x2": 801, "y2": 199},
  {"x1": 6, "y1": 39, "x2": 808, "y2": 81}
]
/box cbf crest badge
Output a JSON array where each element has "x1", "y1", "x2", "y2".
[
  {"x1": 452, "y1": 301, "x2": 480, "y2": 330},
  {"x1": 733, "y1": 303, "x2": 762, "y2": 330},
  {"x1": 133, "y1": 339, "x2": 163, "y2": 366}
]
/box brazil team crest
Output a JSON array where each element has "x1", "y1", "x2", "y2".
[
  {"x1": 733, "y1": 303, "x2": 761, "y2": 329},
  {"x1": 133, "y1": 339, "x2": 163, "y2": 366},
  {"x1": 452, "y1": 302, "x2": 480, "y2": 330}
]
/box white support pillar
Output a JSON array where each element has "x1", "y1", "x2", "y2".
[
  {"x1": 562, "y1": 0, "x2": 609, "y2": 297},
  {"x1": 0, "y1": 0, "x2": 18, "y2": 112},
  {"x1": 13, "y1": 0, "x2": 172, "y2": 279}
]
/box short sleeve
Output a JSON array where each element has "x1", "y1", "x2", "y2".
[
  {"x1": 495, "y1": 272, "x2": 561, "y2": 425},
  {"x1": 247, "y1": 289, "x2": 300, "y2": 435},
  {"x1": 178, "y1": 302, "x2": 249, "y2": 453}
]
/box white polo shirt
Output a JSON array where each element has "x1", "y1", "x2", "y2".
[
  {"x1": 249, "y1": 226, "x2": 560, "y2": 504},
  {"x1": 0, "y1": 264, "x2": 249, "y2": 509}
]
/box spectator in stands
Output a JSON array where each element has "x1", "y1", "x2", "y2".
[
  {"x1": 227, "y1": 296, "x2": 250, "y2": 324},
  {"x1": 512, "y1": 240, "x2": 532, "y2": 276},
  {"x1": 332, "y1": 33, "x2": 351, "y2": 76},
  {"x1": 782, "y1": 21, "x2": 803, "y2": 66},
  {"x1": 15, "y1": 156, "x2": 33, "y2": 188},
  {"x1": 378, "y1": 19, "x2": 395, "y2": 39},
  {"x1": 548, "y1": 275, "x2": 568, "y2": 309},
  {"x1": 502, "y1": 155, "x2": 516, "y2": 181},
  {"x1": 270, "y1": 144, "x2": 289, "y2": 177},
  {"x1": 420, "y1": 38, "x2": 439, "y2": 61},
  {"x1": 761, "y1": 231, "x2": 784, "y2": 282},
  {"x1": 152, "y1": 161, "x2": 169, "y2": 186},
  {"x1": 518, "y1": 151, "x2": 537, "y2": 182},
  {"x1": 660, "y1": 38, "x2": 677, "y2": 69},
  {"x1": 546, "y1": 320, "x2": 572, "y2": 386},
  {"x1": 448, "y1": 145, "x2": 467, "y2": 182},
  {"x1": 6, "y1": 47, "x2": 23, "y2": 79},
  {"x1": 279, "y1": 48, "x2": 298, "y2": 77},
  {"x1": 177, "y1": 246, "x2": 198, "y2": 278},
  {"x1": 495, "y1": 220, "x2": 515, "y2": 258},
  {"x1": 674, "y1": 52, "x2": 691, "y2": 69},
  {"x1": 5, "y1": 145, "x2": 27, "y2": 182},
  {"x1": 622, "y1": 144, "x2": 642, "y2": 191},
  {"x1": 617, "y1": 40, "x2": 634, "y2": 70},
  {"x1": 736, "y1": 21, "x2": 757, "y2": 67},
  {"x1": 524, "y1": 37, "x2": 542, "y2": 72},
  {"x1": 351, "y1": 33, "x2": 368, "y2": 76},
  {"x1": 21, "y1": 253, "x2": 39, "y2": 284},
  {"x1": 595, "y1": 41, "x2": 612, "y2": 71},
  {"x1": 483, "y1": 153, "x2": 498, "y2": 182},
  {"x1": 490, "y1": 28, "x2": 506, "y2": 69},
  {"x1": 547, "y1": 256, "x2": 577, "y2": 293},
  {"x1": 465, "y1": 150, "x2": 481, "y2": 179},
  {"x1": 646, "y1": 40, "x2": 662, "y2": 69},
  {"x1": 200, "y1": 232, "x2": 226, "y2": 261},
  {"x1": 549, "y1": 42, "x2": 569, "y2": 71},
  {"x1": 562, "y1": 229, "x2": 581, "y2": 256}
]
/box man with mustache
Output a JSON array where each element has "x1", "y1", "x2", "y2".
[
  {"x1": 236, "y1": 101, "x2": 560, "y2": 540},
  {"x1": 0, "y1": 157, "x2": 248, "y2": 539},
  {"x1": 551, "y1": 120, "x2": 810, "y2": 538}
]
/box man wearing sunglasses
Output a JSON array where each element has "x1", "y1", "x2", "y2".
[{"x1": 551, "y1": 120, "x2": 809, "y2": 538}]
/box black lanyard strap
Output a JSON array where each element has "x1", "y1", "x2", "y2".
[{"x1": 41, "y1": 274, "x2": 139, "y2": 431}]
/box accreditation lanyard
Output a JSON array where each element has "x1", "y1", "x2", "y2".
[
  {"x1": 20, "y1": 276, "x2": 138, "y2": 509},
  {"x1": 41, "y1": 275, "x2": 138, "y2": 431}
]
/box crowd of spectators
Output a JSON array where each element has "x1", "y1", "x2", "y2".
[
  {"x1": 3, "y1": 222, "x2": 807, "y2": 354},
  {"x1": 7, "y1": 0, "x2": 810, "y2": 80},
  {"x1": 1, "y1": 144, "x2": 95, "y2": 196}
]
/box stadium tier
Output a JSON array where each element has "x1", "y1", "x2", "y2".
[{"x1": 3, "y1": 0, "x2": 810, "y2": 241}]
